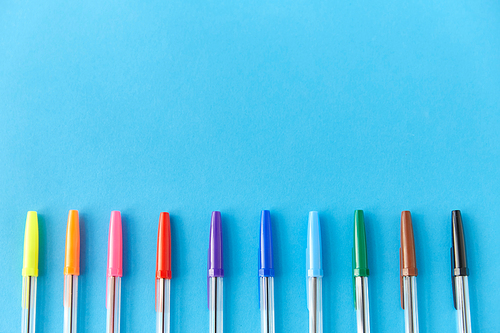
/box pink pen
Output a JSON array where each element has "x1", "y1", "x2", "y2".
[{"x1": 106, "y1": 211, "x2": 123, "y2": 333}]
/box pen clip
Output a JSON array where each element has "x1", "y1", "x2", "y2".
[
  {"x1": 451, "y1": 247, "x2": 457, "y2": 310},
  {"x1": 352, "y1": 247, "x2": 356, "y2": 309},
  {"x1": 306, "y1": 246, "x2": 309, "y2": 310},
  {"x1": 106, "y1": 275, "x2": 109, "y2": 309},
  {"x1": 207, "y1": 250, "x2": 210, "y2": 310},
  {"x1": 400, "y1": 247, "x2": 404, "y2": 309},
  {"x1": 258, "y1": 249, "x2": 261, "y2": 309}
]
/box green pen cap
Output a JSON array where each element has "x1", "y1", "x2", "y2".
[{"x1": 353, "y1": 210, "x2": 369, "y2": 277}]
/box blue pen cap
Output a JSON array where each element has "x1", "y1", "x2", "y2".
[
  {"x1": 306, "y1": 211, "x2": 323, "y2": 277},
  {"x1": 259, "y1": 210, "x2": 274, "y2": 277}
]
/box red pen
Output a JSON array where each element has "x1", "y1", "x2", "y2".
[{"x1": 156, "y1": 212, "x2": 172, "y2": 333}]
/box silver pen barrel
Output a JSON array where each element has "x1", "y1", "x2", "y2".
[
  {"x1": 454, "y1": 276, "x2": 472, "y2": 333},
  {"x1": 308, "y1": 277, "x2": 323, "y2": 333},
  {"x1": 260, "y1": 277, "x2": 275, "y2": 333},
  {"x1": 63, "y1": 275, "x2": 78, "y2": 333},
  {"x1": 403, "y1": 276, "x2": 419, "y2": 333},
  {"x1": 156, "y1": 278, "x2": 171, "y2": 333},
  {"x1": 355, "y1": 276, "x2": 370, "y2": 333},
  {"x1": 21, "y1": 276, "x2": 37, "y2": 333},
  {"x1": 309, "y1": 278, "x2": 317, "y2": 333},
  {"x1": 106, "y1": 276, "x2": 122, "y2": 333},
  {"x1": 209, "y1": 277, "x2": 223, "y2": 333}
]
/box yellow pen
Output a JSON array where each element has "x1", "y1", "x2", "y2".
[{"x1": 21, "y1": 211, "x2": 39, "y2": 333}]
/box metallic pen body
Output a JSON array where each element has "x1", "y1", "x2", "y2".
[
  {"x1": 355, "y1": 276, "x2": 370, "y2": 333},
  {"x1": 156, "y1": 278, "x2": 171, "y2": 333},
  {"x1": 260, "y1": 277, "x2": 275, "y2": 333},
  {"x1": 106, "y1": 276, "x2": 122, "y2": 333},
  {"x1": 454, "y1": 276, "x2": 471, "y2": 333},
  {"x1": 209, "y1": 277, "x2": 223, "y2": 333},
  {"x1": 403, "y1": 276, "x2": 419, "y2": 333},
  {"x1": 63, "y1": 275, "x2": 78, "y2": 333},
  {"x1": 308, "y1": 276, "x2": 323, "y2": 333},
  {"x1": 21, "y1": 276, "x2": 37, "y2": 333}
]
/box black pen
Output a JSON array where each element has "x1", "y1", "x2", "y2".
[{"x1": 451, "y1": 210, "x2": 472, "y2": 333}]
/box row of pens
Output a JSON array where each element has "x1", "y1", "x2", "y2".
[{"x1": 19, "y1": 209, "x2": 472, "y2": 333}]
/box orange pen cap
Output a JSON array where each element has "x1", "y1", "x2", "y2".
[{"x1": 64, "y1": 210, "x2": 80, "y2": 276}]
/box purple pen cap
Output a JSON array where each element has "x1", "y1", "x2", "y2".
[
  {"x1": 208, "y1": 211, "x2": 223, "y2": 308},
  {"x1": 208, "y1": 211, "x2": 224, "y2": 278}
]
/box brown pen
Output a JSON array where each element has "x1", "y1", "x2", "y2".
[{"x1": 400, "y1": 211, "x2": 419, "y2": 333}]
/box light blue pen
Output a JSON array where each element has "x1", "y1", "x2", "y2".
[{"x1": 306, "y1": 211, "x2": 323, "y2": 333}]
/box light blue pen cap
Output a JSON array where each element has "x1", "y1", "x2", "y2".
[{"x1": 306, "y1": 211, "x2": 323, "y2": 278}]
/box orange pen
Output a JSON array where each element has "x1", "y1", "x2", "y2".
[{"x1": 63, "y1": 210, "x2": 80, "y2": 333}]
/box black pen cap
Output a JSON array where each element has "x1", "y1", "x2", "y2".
[{"x1": 451, "y1": 210, "x2": 469, "y2": 277}]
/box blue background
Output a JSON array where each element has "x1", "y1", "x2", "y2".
[{"x1": 0, "y1": 0, "x2": 499, "y2": 331}]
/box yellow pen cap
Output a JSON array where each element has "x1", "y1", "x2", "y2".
[{"x1": 22, "y1": 211, "x2": 39, "y2": 277}]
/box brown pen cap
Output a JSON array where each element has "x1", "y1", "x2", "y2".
[{"x1": 400, "y1": 211, "x2": 418, "y2": 309}]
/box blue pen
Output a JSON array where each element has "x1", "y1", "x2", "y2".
[
  {"x1": 259, "y1": 211, "x2": 275, "y2": 333},
  {"x1": 306, "y1": 211, "x2": 323, "y2": 333}
]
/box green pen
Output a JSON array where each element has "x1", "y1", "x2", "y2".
[{"x1": 353, "y1": 210, "x2": 370, "y2": 333}]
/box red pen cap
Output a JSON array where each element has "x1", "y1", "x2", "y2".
[{"x1": 156, "y1": 212, "x2": 172, "y2": 280}]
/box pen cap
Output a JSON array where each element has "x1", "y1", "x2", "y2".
[
  {"x1": 400, "y1": 211, "x2": 417, "y2": 276},
  {"x1": 22, "y1": 211, "x2": 39, "y2": 277},
  {"x1": 306, "y1": 211, "x2": 323, "y2": 278},
  {"x1": 400, "y1": 211, "x2": 417, "y2": 309},
  {"x1": 156, "y1": 212, "x2": 172, "y2": 280},
  {"x1": 451, "y1": 210, "x2": 468, "y2": 277},
  {"x1": 64, "y1": 210, "x2": 80, "y2": 276},
  {"x1": 259, "y1": 210, "x2": 274, "y2": 277},
  {"x1": 353, "y1": 210, "x2": 369, "y2": 277},
  {"x1": 107, "y1": 211, "x2": 123, "y2": 277},
  {"x1": 208, "y1": 211, "x2": 223, "y2": 278}
]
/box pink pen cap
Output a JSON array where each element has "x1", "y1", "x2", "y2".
[{"x1": 107, "y1": 211, "x2": 123, "y2": 278}]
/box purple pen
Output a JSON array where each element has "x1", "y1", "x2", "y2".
[{"x1": 208, "y1": 211, "x2": 223, "y2": 333}]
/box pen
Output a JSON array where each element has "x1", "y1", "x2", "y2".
[
  {"x1": 451, "y1": 210, "x2": 472, "y2": 333},
  {"x1": 259, "y1": 210, "x2": 275, "y2": 333},
  {"x1": 353, "y1": 210, "x2": 370, "y2": 333},
  {"x1": 208, "y1": 211, "x2": 223, "y2": 333},
  {"x1": 156, "y1": 212, "x2": 172, "y2": 333},
  {"x1": 306, "y1": 211, "x2": 323, "y2": 333},
  {"x1": 21, "y1": 211, "x2": 39, "y2": 333},
  {"x1": 400, "y1": 211, "x2": 419, "y2": 333},
  {"x1": 106, "y1": 211, "x2": 123, "y2": 333},
  {"x1": 63, "y1": 210, "x2": 80, "y2": 333}
]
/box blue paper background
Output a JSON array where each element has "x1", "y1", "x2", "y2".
[{"x1": 1, "y1": 0, "x2": 499, "y2": 331}]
